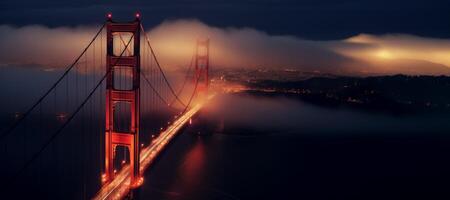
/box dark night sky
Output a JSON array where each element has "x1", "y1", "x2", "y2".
[{"x1": 1, "y1": 0, "x2": 450, "y2": 40}]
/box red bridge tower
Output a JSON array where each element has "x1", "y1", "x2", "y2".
[
  {"x1": 104, "y1": 14, "x2": 142, "y2": 187},
  {"x1": 194, "y1": 39, "x2": 210, "y2": 96}
]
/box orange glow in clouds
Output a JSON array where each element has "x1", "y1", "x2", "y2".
[
  {"x1": 375, "y1": 50, "x2": 394, "y2": 60},
  {"x1": 3, "y1": 21, "x2": 450, "y2": 75},
  {"x1": 342, "y1": 34, "x2": 450, "y2": 66}
]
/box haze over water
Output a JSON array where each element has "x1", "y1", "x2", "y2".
[
  {"x1": 135, "y1": 94, "x2": 450, "y2": 200},
  {"x1": 3, "y1": 65, "x2": 450, "y2": 199},
  {"x1": 2, "y1": 64, "x2": 450, "y2": 199}
]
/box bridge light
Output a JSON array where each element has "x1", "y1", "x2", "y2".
[
  {"x1": 107, "y1": 13, "x2": 112, "y2": 19},
  {"x1": 101, "y1": 174, "x2": 107, "y2": 183},
  {"x1": 135, "y1": 13, "x2": 140, "y2": 19},
  {"x1": 134, "y1": 177, "x2": 144, "y2": 187}
]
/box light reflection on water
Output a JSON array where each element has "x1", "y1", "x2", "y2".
[
  {"x1": 135, "y1": 94, "x2": 450, "y2": 200},
  {"x1": 179, "y1": 138, "x2": 205, "y2": 187}
]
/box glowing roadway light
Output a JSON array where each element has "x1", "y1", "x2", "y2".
[
  {"x1": 93, "y1": 94, "x2": 215, "y2": 200},
  {"x1": 101, "y1": 174, "x2": 107, "y2": 183}
]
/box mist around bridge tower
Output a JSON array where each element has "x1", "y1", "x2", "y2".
[{"x1": 2, "y1": 19, "x2": 450, "y2": 76}]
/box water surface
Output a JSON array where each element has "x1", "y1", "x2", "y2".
[{"x1": 136, "y1": 94, "x2": 450, "y2": 200}]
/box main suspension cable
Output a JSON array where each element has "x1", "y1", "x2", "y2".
[
  {"x1": 140, "y1": 24, "x2": 187, "y2": 107},
  {"x1": 0, "y1": 23, "x2": 106, "y2": 141},
  {"x1": 8, "y1": 31, "x2": 134, "y2": 185},
  {"x1": 169, "y1": 48, "x2": 195, "y2": 106}
]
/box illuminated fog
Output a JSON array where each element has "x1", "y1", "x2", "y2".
[{"x1": 1, "y1": 19, "x2": 450, "y2": 75}]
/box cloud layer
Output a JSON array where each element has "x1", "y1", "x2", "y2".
[{"x1": 1, "y1": 20, "x2": 450, "y2": 76}]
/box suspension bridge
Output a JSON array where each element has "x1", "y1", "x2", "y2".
[{"x1": 0, "y1": 13, "x2": 212, "y2": 199}]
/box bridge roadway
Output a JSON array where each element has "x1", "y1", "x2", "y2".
[{"x1": 93, "y1": 95, "x2": 213, "y2": 200}]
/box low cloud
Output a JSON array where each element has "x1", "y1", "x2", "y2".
[
  {"x1": 147, "y1": 20, "x2": 357, "y2": 73},
  {"x1": 0, "y1": 25, "x2": 98, "y2": 68},
  {"x1": 1, "y1": 20, "x2": 450, "y2": 76}
]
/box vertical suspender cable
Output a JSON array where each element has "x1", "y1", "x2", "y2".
[{"x1": 0, "y1": 24, "x2": 105, "y2": 141}]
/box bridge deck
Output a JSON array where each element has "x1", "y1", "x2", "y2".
[{"x1": 93, "y1": 97, "x2": 211, "y2": 200}]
